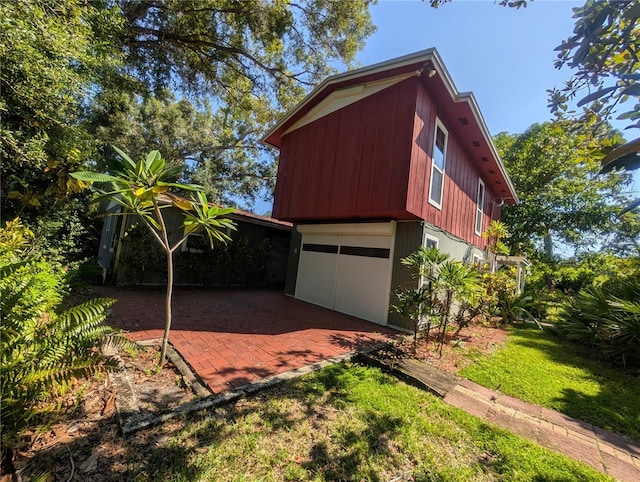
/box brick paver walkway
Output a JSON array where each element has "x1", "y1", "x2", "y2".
[
  {"x1": 96, "y1": 287, "x2": 398, "y2": 393},
  {"x1": 444, "y1": 379, "x2": 640, "y2": 482}
]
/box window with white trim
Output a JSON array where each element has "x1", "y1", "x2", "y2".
[
  {"x1": 423, "y1": 233, "x2": 439, "y2": 249},
  {"x1": 472, "y1": 253, "x2": 483, "y2": 265},
  {"x1": 475, "y1": 178, "x2": 485, "y2": 235},
  {"x1": 429, "y1": 119, "x2": 448, "y2": 209}
]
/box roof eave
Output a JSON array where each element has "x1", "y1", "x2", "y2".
[{"x1": 262, "y1": 48, "x2": 519, "y2": 204}]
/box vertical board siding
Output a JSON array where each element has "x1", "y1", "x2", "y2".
[
  {"x1": 273, "y1": 77, "x2": 500, "y2": 252},
  {"x1": 408, "y1": 82, "x2": 491, "y2": 249},
  {"x1": 273, "y1": 77, "x2": 418, "y2": 221},
  {"x1": 387, "y1": 221, "x2": 423, "y2": 331}
]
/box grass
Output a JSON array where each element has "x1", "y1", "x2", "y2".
[
  {"x1": 118, "y1": 362, "x2": 609, "y2": 481},
  {"x1": 460, "y1": 324, "x2": 640, "y2": 441}
]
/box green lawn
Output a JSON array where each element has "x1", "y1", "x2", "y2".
[
  {"x1": 120, "y1": 363, "x2": 609, "y2": 481},
  {"x1": 460, "y1": 325, "x2": 640, "y2": 441}
]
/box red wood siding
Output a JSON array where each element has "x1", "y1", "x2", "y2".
[
  {"x1": 273, "y1": 77, "x2": 419, "y2": 221},
  {"x1": 406, "y1": 82, "x2": 501, "y2": 249}
]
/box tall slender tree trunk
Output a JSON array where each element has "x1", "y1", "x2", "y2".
[
  {"x1": 153, "y1": 200, "x2": 174, "y2": 367},
  {"x1": 160, "y1": 247, "x2": 173, "y2": 365},
  {"x1": 544, "y1": 231, "x2": 554, "y2": 257}
]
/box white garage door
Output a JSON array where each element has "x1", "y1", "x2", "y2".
[{"x1": 295, "y1": 223, "x2": 395, "y2": 324}]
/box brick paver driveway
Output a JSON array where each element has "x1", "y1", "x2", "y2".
[{"x1": 96, "y1": 287, "x2": 399, "y2": 393}]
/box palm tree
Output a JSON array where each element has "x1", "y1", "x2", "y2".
[
  {"x1": 483, "y1": 220, "x2": 510, "y2": 272},
  {"x1": 72, "y1": 148, "x2": 236, "y2": 365},
  {"x1": 396, "y1": 246, "x2": 449, "y2": 349},
  {"x1": 436, "y1": 261, "x2": 481, "y2": 356}
]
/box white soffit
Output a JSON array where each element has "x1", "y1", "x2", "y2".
[
  {"x1": 283, "y1": 73, "x2": 417, "y2": 136},
  {"x1": 296, "y1": 221, "x2": 397, "y2": 237}
]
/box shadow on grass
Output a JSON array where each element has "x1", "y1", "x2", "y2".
[
  {"x1": 20, "y1": 363, "x2": 406, "y2": 481},
  {"x1": 501, "y1": 325, "x2": 640, "y2": 442}
]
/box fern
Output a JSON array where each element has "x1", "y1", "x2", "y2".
[{"x1": 1, "y1": 221, "x2": 130, "y2": 449}]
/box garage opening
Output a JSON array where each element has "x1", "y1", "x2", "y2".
[{"x1": 294, "y1": 222, "x2": 396, "y2": 325}]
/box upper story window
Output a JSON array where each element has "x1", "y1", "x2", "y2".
[
  {"x1": 475, "y1": 178, "x2": 485, "y2": 235},
  {"x1": 429, "y1": 118, "x2": 448, "y2": 209}
]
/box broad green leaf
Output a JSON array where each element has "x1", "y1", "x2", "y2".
[
  {"x1": 135, "y1": 159, "x2": 145, "y2": 177},
  {"x1": 145, "y1": 150, "x2": 162, "y2": 171},
  {"x1": 149, "y1": 155, "x2": 165, "y2": 173},
  {"x1": 70, "y1": 171, "x2": 119, "y2": 183}
]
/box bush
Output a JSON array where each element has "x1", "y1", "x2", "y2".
[
  {"x1": 174, "y1": 235, "x2": 271, "y2": 287},
  {"x1": 0, "y1": 219, "x2": 127, "y2": 468},
  {"x1": 555, "y1": 278, "x2": 640, "y2": 367}
]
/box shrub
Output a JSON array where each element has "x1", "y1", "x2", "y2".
[
  {"x1": 174, "y1": 236, "x2": 271, "y2": 287},
  {"x1": 555, "y1": 278, "x2": 640, "y2": 367},
  {"x1": 0, "y1": 219, "x2": 127, "y2": 470}
]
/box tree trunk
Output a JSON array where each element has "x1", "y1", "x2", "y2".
[
  {"x1": 160, "y1": 248, "x2": 173, "y2": 366},
  {"x1": 544, "y1": 231, "x2": 554, "y2": 257}
]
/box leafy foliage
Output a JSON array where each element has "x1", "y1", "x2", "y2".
[
  {"x1": 2, "y1": 0, "x2": 375, "y2": 229},
  {"x1": 119, "y1": 224, "x2": 167, "y2": 285},
  {"x1": 72, "y1": 149, "x2": 236, "y2": 365},
  {"x1": 90, "y1": 91, "x2": 276, "y2": 207},
  {"x1": 548, "y1": 1, "x2": 640, "y2": 132},
  {"x1": 0, "y1": 0, "x2": 123, "y2": 218},
  {"x1": 495, "y1": 122, "x2": 637, "y2": 256},
  {"x1": 0, "y1": 219, "x2": 125, "y2": 449},
  {"x1": 175, "y1": 236, "x2": 271, "y2": 287},
  {"x1": 393, "y1": 247, "x2": 481, "y2": 354},
  {"x1": 556, "y1": 277, "x2": 640, "y2": 367}
]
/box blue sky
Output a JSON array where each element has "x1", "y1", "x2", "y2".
[
  {"x1": 359, "y1": 0, "x2": 584, "y2": 135},
  {"x1": 257, "y1": 0, "x2": 638, "y2": 213}
]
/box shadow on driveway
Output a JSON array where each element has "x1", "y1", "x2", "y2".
[{"x1": 96, "y1": 287, "x2": 400, "y2": 392}]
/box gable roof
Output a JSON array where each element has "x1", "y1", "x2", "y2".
[{"x1": 263, "y1": 48, "x2": 518, "y2": 204}]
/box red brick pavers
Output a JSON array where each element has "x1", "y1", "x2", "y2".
[
  {"x1": 96, "y1": 287, "x2": 399, "y2": 394},
  {"x1": 444, "y1": 378, "x2": 640, "y2": 482}
]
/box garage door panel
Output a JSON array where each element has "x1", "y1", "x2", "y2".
[
  {"x1": 334, "y1": 255, "x2": 390, "y2": 323},
  {"x1": 294, "y1": 229, "x2": 394, "y2": 324},
  {"x1": 340, "y1": 235, "x2": 393, "y2": 249},
  {"x1": 295, "y1": 234, "x2": 339, "y2": 309}
]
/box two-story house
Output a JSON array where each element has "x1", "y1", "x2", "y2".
[{"x1": 263, "y1": 49, "x2": 518, "y2": 331}]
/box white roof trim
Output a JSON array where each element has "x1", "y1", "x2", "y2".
[{"x1": 283, "y1": 71, "x2": 417, "y2": 136}]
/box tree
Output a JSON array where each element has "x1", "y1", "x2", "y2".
[
  {"x1": 0, "y1": 0, "x2": 122, "y2": 216},
  {"x1": 483, "y1": 220, "x2": 511, "y2": 271},
  {"x1": 393, "y1": 247, "x2": 481, "y2": 355},
  {"x1": 548, "y1": 1, "x2": 639, "y2": 133},
  {"x1": 394, "y1": 246, "x2": 449, "y2": 350},
  {"x1": 89, "y1": 91, "x2": 276, "y2": 206},
  {"x1": 72, "y1": 149, "x2": 236, "y2": 365},
  {"x1": 427, "y1": 1, "x2": 638, "y2": 132},
  {"x1": 494, "y1": 122, "x2": 637, "y2": 256},
  {"x1": 2, "y1": 0, "x2": 375, "y2": 223},
  {"x1": 436, "y1": 261, "x2": 481, "y2": 356}
]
